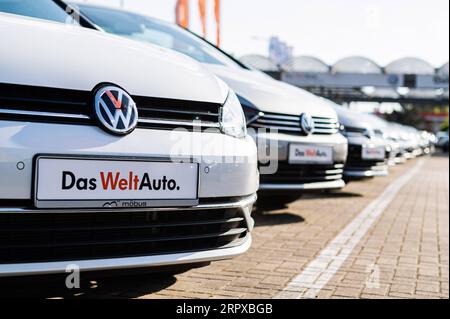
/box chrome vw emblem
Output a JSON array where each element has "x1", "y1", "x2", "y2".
[
  {"x1": 300, "y1": 113, "x2": 314, "y2": 135},
  {"x1": 94, "y1": 85, "x2": 138, "y2": 135}
]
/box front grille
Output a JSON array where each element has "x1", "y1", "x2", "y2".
[
  {"x1": 345, "y1": 127, "x2": 367, "y2": 134},
  {"x1": 346, "y1": 144, "x2": 388, "y2": 169},
  {"x1": 260, "y1": 162, "x2": 344, "y2": 184},
  {"x1": 0, "y1": 207, "x2": 248, "y2": 264},
  {"x1": 250, "y1": 112, "x2": 339, "y2": 135},
  {"x1": 0, "y1": 83, "x2": 221, "y2": 130}
]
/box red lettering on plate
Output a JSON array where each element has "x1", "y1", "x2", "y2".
[
  {"x1": 100, "y1": 172, "x2": 120, "y2": 190},
  {"x1": 119, "y1": 178, "x2": 128, "y2": 190},
  {"x1": 129, "y1": 172, "x2": 133, "y2": 190},
  {"x1": 306, "y1": 149, "x2": 316, "y2": 157},
  {"x1": 133, "y1": 175, "x2": 140, "y2": 190}
]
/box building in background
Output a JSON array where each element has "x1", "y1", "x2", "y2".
[{"x1": 240, "y1": 54, "x2": 449, "y2": 132}]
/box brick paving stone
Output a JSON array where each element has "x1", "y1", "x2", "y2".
[
  {"x1": 324, "y1": 155, "x2": 449, "y2": 299},
  {"x1": 416, "y1": 282, "x2": 440, "y2": 294},
  {"x1": 333, "y1": 287, "x2": 362, "y2": 298},
  {"x1": 362, "y1": 284, "x2": 391, "y2": 296},
  {"x1": 389, "y1": 283, "x2": 415, "y2": 294}
]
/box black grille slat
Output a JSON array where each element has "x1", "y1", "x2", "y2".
[
  {"x1": 134, "y1": 96, "x2": 221, "y2": 125},
  {"x1": 0, "y1": 83, "x2": 221, "y2": 130},
  {"x1": 5, "y1": 236, "x2": 247, "y2": 264},
  {"x1": 262, "y1": 175, "x2": 343, "y2": 183},
  {"x1": 2, "y1": 228, "x2": 247, "y2": 250},
  {"x1": 0, "y1": 83, "x2": 90, "y2": 112},
  {"x1": 0, "y1": 208, "x2": 248, "y2": 264},
  {"x1": 260, "y1": 163, "x2": 344, "y2": 184},
  {"x1": 0, "y1": 217, "x2": 244, "y2": 233},
  {"x1": 138, "y1": 107, "x2": 219, "y2": 123},
  {"x1": 0, "y1": 83, "x2": 91, "y2": 116},
  {"x1": 345, "y1": 127, "x2": 367, "y2": 134},
  {"x1": 250, "y1": 112, "x2": 339, "y2": 135}
]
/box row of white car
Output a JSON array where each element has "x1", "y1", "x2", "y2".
[{"x1": 0, "y1": 0, "x2": 434, "y2": 278}]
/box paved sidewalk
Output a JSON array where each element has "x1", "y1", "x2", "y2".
[
  {"x1": 1, "y1": 154, "x2": 448, "y2": 299},
  {"x1": 319, "y1": 155, "x2": 449, "y2": 299}
]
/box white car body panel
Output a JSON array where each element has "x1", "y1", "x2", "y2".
[
  {"x1": 0, "y1": 13, "x2": 228, "y2": 103},
  {"x1": 205, "y1": 64, "x2": 339, "y2": 119},
  {"x1": 332, "y1": 105, "x2": 373, "y2": 130}
]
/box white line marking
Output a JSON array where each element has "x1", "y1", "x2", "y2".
[{"x1": 276, "y1": 160, "x2": 425, "y2": 299}]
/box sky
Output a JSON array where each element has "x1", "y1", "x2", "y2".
[{"x1": 73, "y1": 0, "x2": 449, "y2": 67}]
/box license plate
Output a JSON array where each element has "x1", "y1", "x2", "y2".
[
  {"x1": 35, "y1": 157, "x2": 199, "y2": 209},
  {"x1": 288, "y1": 144, "x2": 333, "y2": 164},
  {"x1": 362, "y1": 146, "x2": 386, "y2": 160}
]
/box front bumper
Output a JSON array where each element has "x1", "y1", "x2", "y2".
[
  {"x1": 259, "y1": 179, "x2": 345, "y2": 191},
  {"x1": 0, "y1": 194, "x2": 256, "y2": 278},
  {"x1": 394, "y1": 156, "x2": 408, "y2": 164},
  {"x1": 254, "y1": 131, "x2": 348, "y2": 192},
  {"x1": 0, "y1": 120, "x2": 258, "y2": 277},
  {"x1": 0, "y1": 236, "x2": 252, "y2": 278},
  {"x1": 344, "y1": 166, "x2": 389, "y2": 178},
  {"x1": 344, "y1": 137, "x2": 389, "y2": 179},
  {"x1": 386, "y1": 142, "x2": 401, "y2": 166}
]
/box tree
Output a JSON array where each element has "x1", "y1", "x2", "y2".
[{"x1": 441, "y1": 117, "x2": 449, "y2": 131}]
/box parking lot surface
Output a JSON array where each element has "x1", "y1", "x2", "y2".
[{"x1": 1, "y1": 154, "x2": 448, "y2": 299}]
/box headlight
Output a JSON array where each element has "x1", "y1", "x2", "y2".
[
  {"x1": 220, "y1": 90, "x2": 247, "y2": 138},
  {"x1": 237, "y1": 95, "x2": 261, "y2": 125}
]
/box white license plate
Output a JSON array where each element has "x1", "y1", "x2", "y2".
[
  {"x1": 35, "y1": 157, "x2": 199, "y2": 209},
  {"x1": 362, "y1": 147, "x2": 386, "y2": 160},
  {"x1": 288, "y1": 144, "x2": 333, "y2": 164}
]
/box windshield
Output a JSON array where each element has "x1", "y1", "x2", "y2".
[
  {"x1": 0, "y1": 0, "x2": 77, "y2": 24},
  {"x1": 78, "y1": 4, "x2": 245, "y2": 69}
]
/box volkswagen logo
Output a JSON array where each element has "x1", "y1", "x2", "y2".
[
  {"x1": 94, "y1": 85, "x2": 138, "y2": 135},
  {"x1": 300, "y1": 113, "x2": 314, "y2": 135}
]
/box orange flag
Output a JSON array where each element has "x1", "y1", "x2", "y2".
[
  {"x1": 198, "y1": 0, "x2": 207, "y2": 37},
  {"x1": 176, "y1": 0, "x2": 190, "y2": 28},
  {"x1": 214, "y1": 0, "x2": 221, "y2": 47}
]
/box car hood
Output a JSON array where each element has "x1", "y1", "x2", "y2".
[
  {"x1": 0, "y1": 14, "x2": 228, "y2": 103},
  {"x1": 205, "y1": 64, "x2": 338, "y2": 119},
  {"x1": 332, "y1": 105, "x2": 373, "y2": 129},
  {"x1": 360, "y1": 114, "x2": 391, "y2": 131}
]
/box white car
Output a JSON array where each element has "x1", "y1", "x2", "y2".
[
  {"x1": 358, "y1": 113, "x2": 404, "y2": 166},
  {"x1": 73, "y1": 3, "x2": 349, "y2": 207},
  {"x1": 0, "y1": 10, "x2": 258, "y2": 277},
  {"x1": 333, "y1": 105, "x2": 390, "y2": 179}
]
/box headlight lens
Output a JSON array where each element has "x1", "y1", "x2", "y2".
[
  {"x1": 237, "y1": 95, "x2": 261, "y2": 125},
  {"x1": 220, "y1": 90, "x2": 247, "y2": 138}
]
